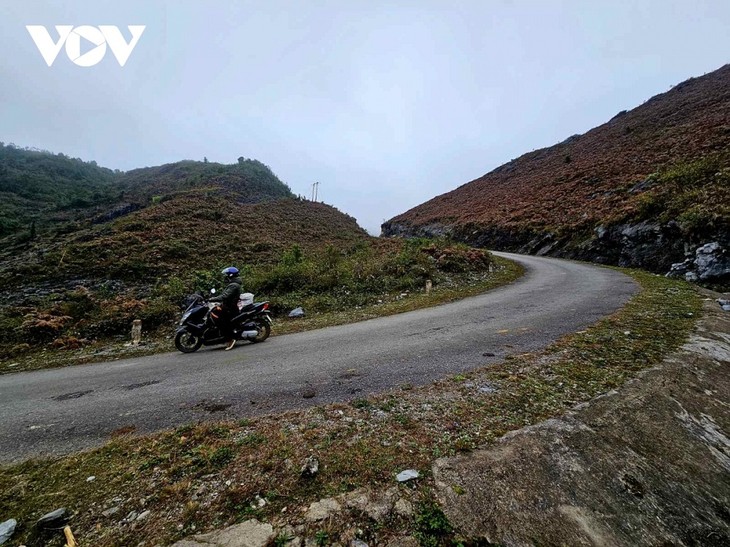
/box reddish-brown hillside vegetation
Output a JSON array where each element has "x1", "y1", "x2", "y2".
[{"x1": 383, "y1": 64, "x2": 730, "y2": 278}]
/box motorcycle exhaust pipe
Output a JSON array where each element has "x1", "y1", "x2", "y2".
[{"x1": 240, "y1": 330, "x2": 259, "y2": 339}]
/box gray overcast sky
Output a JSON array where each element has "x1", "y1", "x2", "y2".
[{"x1": 1, "y1": 1, "x2": 729, "y2": 234}]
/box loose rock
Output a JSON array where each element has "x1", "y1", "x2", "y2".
[
  {"x1": 694, "y1": 242, "x2": 729, "y2": 281},
  {"x1": 102, "y1": 506, "x2": 120, "y2": 517},
  {"x1": 250, "y1": 495, "x2": 267, "y2": 509},
  {"x1": 172, "y1": 519, "x2": 275, "y2": 547},
  {"x1": 37, "y1": 508, "x2": 66, "y2": 527},
  {"x1": 343, "y1": 488, "x2": 397, "y2": 522},
  {"x1": 395, "y1": 469, "x2": 420, "y2": 482},
  {"x1": 394, "y1": 498, "x2": 414, "y2": 517},
  {"x1": 288, "y1": 307, "x2": 305, "y2": 318},
  {"x1": 300, "y1": 455, "x2": 319, "y2": 478},
  {"x1": 137, "y1": 510, "x2": 151, "y2": 521},
  {"x1": 0, "y1": 519, "x2": 17, "y2": 545},
  {"x1": 668, "y1": 241, "x2": 730, "y2": 283},
  {"x1": 305, "y1": 497, "x2": 341, "y2": 522}
]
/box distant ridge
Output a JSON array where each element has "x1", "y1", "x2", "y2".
[
  {"x1": 0, "y1": 146, "x2": 295, "y2": 238},
  {"x1": 0, "y1": 148, "x2": 367, "y2": 288}
]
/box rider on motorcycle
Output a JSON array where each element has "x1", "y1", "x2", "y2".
[{"x1": 209, "y1": 266, "x2": 242, "y2": 350}]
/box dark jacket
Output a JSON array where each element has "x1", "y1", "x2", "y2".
[{"x1": 210, "y1": 276, "x2": 242, "y2": 311}]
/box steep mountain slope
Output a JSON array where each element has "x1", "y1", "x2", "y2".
[
  {"x1": 0, "y1": 194, "x2": 367, "y2": 289},
  {"x1": 383, "y1": 64, "x2": 730, "y2": 277}
]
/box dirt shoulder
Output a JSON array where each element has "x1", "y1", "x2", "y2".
[{"x1": 435, "y1": 293, "x2": 730, "y2": 546}]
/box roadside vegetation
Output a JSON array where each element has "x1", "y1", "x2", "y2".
[
  {"x1": 0, "y1": 238, "x2": 520, "y2": 373},
  {"x1": 627, "y1": 154, "x2": 730, "y2": 239},
  {"x1": 0, "y1": 270, "x2": 701, "y2": 546}
]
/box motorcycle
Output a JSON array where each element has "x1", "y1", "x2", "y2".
[{"x1": 174, "y1": 290, "x2": 272, "y2": 353}]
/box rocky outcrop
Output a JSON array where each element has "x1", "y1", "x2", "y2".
[
  {"x1": 171, "y1": 519, "x2": 275, "y2": 547},
  {"x1": 92, "y1": 202, "x2": 142, "y2": 224},
  {"x1": 576, "y1": 220, "x2": 685, "y2": 270},
  {"x1": 433, "y1": 295, "x2": 730, "y2": 546},
  {"x1": 171, "y1": 488, "x2": 417, "y2": 547},
  {"x1": 668, "y1": 242, "x2": 730, "y2": 284},
  {"x1": 383, "y1": 220, "x2": 730, "y2": 286}
]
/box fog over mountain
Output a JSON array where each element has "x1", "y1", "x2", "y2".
[{"x1": 2, "y1": 1, "x2": 729, "y2": 233}]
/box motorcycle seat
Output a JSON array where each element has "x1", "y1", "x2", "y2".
[{"x1": 232, "y1": 302, "x2": 269, "y2": 323}]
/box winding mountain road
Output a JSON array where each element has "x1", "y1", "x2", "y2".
[{"x1": 0, "y1": 253, "x2": 637, "y2": 462}]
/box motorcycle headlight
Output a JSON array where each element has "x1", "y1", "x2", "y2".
[{"x1": 180, "y1": 311, "x2": 192, "y2": 325}]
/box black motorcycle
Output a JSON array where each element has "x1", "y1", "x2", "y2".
[{"x1": 174, "y1": 293, "x2": 272, "y2": 353}]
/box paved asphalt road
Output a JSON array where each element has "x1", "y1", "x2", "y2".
[{"x1": 0, "y1": 253, "x2": 637, "y2": 463}]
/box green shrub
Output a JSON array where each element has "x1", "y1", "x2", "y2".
[
  {"x1": 162, "y1": 240, "x2": 191, "y2": 259},
  {"x1": 314, "y1": 531, "x2": 329, "y2": 546},
  {"x1": 55, "y1": 288, "x2": 98, "y2": 319},
  {"x1": 414, "y1": 498, "x2": 454, "y2": 547},
  {"x1": 677, "y1": 205, "x2": 718, "y2": 234},
  {"x1": 633, "y1": 155, "x2": 730, "y2": 237},
  {"x1": 139, "y1": 297, "x2": 177, "y2": 327},
  {"x1": 209, "y1": 446, "x2": 235, "y2": 468}
]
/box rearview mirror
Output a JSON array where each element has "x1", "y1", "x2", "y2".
[{"x1": 210, "y1": 288, "x2": 216, "y2": 294}]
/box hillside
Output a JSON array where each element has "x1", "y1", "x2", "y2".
[
  {"x1": 383, "y1": 64, "x2": 730, "y2": 281},
  {"x1": 0, "y1": 148, "x2": 374, "y2": 355},
  {"x1": 117, "y1": 157, "x2": 294, "y2": 204},
  {"x1": 0, "y1": 147, "x2": 296, "y2": 240},
  {"x1": 0, "y1": 148, "x2": 505, "y2": 366},
  {"x1": 0, "y1": 195, "x2": 367, "y2": 289},
  {"x1": 0, "y1": 143, "x2": 118, "y2": 237},
  {"x1": 0, "y1": 148, "x2": 359, "y2": 289}
]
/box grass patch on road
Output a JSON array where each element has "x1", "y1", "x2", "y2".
[{"x1": 0, "y1": 270, "x2": 701, "y2": 546}]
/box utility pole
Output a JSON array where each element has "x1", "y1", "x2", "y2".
[{"x1": 311, "y1": 181, "x2": 320, "y2": 202}]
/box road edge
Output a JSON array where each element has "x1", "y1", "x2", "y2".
[{"x1": 434, "y1": 291, "x2": 730, "y2": 545}]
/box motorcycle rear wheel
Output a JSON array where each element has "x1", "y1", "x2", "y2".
[
  {"x1": 250, "y1": 322, "x2": 271, "y2": 343},
  {"x1": 175, "y1": 330, "x2": 203, "y2": 353}
]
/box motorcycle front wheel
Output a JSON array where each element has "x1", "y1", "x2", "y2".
[
  {"x1": 250, "y1": 322, "x2": 271, "y2": 343},
  {"x1": 175, "y1": 330, "x2": 204, "y2": 353}
]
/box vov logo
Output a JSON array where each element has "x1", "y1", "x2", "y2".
[{"x1": 26, "y1": 25, "x2": 145, "y2": 67}]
